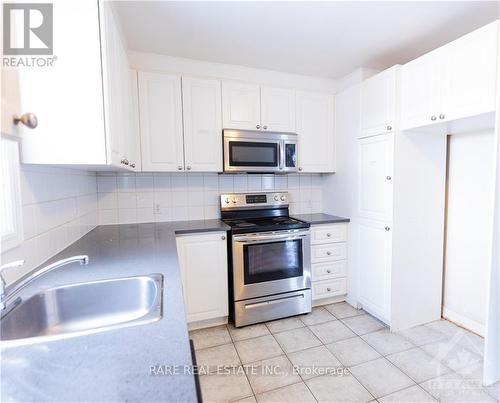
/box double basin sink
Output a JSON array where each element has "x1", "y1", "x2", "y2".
[{"x1": 1, "y1": 274, "x2": 163, "y2": 345}]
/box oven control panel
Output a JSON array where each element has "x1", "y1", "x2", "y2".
[{"x1": 220, "y1": 192, "x2": 289, "y2": 209}]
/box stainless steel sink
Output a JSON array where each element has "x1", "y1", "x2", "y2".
[{"x1": 0, "y1": 274, "x2": 163, "y2": 345}]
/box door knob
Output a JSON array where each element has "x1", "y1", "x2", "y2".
[
  {"x1": 178, "y1": 166, "x2": 183, "y2": 170},
  {"x1": 120, "y1": 158, "x2": 129, "y2": 165},
  {"x1": 326, "y1": 233, "x2": 331, "y2": 237},
  {"x1": 13, "y1": 113, "x2": 38, "y2": 129},
  {"x1": 298, "y1": 167, "x2": 303, "y2": 171},
  {"x1": 326, "y1": 269, "x2": 331, "y2": 274},
  {"x1": 386, "y1": 176, "x2": 392, "y2": 180},
  {"x1": 256, "y1": 124, "x2": 261, "y2": 129},
  {"x1": 439, "y1": 114, "x2": 445, "y2": 120},
  {"x1": 326, "y1": 287, "x2": 331, "y2": 292},
  {"x1": 431, "y1": 116, "x2": 437, "y2": 121},
  {"x1": 387, "y1": 125, "x2": 392, "y2": 131},
  {"x1": 263, "y1": 125, "x2": 268, "y2": 130},
  {"x1": 186, "y1": 166, "x2": 192, "y2": 170},
  {"x1": 385, "y1": 226, "x2": 391, "y2": 231},
  {"x1": 130, "y1": 163, "x2": 136, "y2": 168},
  {"x1": 221, "y1": 235, "x2": 226, "y2": 240},
  {"x1": 326, "y1": 251, "x2": 332, "y2": 256}
]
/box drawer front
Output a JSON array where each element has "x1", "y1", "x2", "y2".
[
  {"x1": 312, "y1": 278, "x2": 347, "y2": 300},
  {"x1": 312, "y1": 261, "x2": 347, "y2": 281},
  {"x1": 311, "y1": 243, "x2": 347, "y2": 263},
  {"x1": 311, "y1": 224, "x2": 347, "y2": 245}
]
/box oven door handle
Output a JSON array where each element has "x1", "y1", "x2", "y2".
[{"x1": 233, "y1": 233, "x2": 309, "y2": 243}]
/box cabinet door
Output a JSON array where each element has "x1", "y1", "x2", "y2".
[
  {"x1": 222, "y1": 81, "x2": 261, "y2": 130},
  {"x1": 138, "y1": 72, "x2": 184, "y2": 172},
  {"x1": 176, "y1": 232, "x2": 229, "y2": 323},
  {"x1": 358, "y1": 134, "x2": 393, "y2": 221},
  {"x1": 17, "y1": 0, "x2": 107, "y2": 165},
  {"x1": 360, "y1": 67, "x2": 398, "y2": 138},
  {"x1": 127, "y1": 70, "x2": 141, "y2": 171},
  {"x1": 296, "y1": 91, "x2": 335, "y2": 173},
  {"x1": 182, "y1": 77, "x2": 222, "y2": 172},
  {"x1": 261, "y1": 86, "x2": 296, "y2": 132},
  {"x1": 401, "y1": 51, "x2": 440, "y2": 130},
  {"x1": 441, "y1": 21, "x2": 498, "y2": 122},
  {"x1": 357, "y1": 218, "x2": 392, "y2": 322}
]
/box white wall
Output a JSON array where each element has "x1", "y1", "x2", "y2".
[
  {"x1": 97, "y1": 172, "x2": 323, "y2": 225},
  {"x1": 0, "y1": 165, "x2": 98, "y2": 284},
  {"x1": 444, "y1": 130, "x2": 496, "y2": 335}
]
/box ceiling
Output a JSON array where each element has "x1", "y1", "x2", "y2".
[{"x1": 114, "y1": 1, "x2": 499, "y2": 80}]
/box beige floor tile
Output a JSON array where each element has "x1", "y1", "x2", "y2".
[
  {"x1": 196, "y1": 343, "x2": 241, "y2": 373},
  {"x1": 306, "y1": 373, "x2": 373, "y2": 402},
  {"x1": 350, "y1": 358, "x2": 415, "y2": 398},
  {"x1": 425, "y1": 320, "x2": 467, "y2": 338},
  {"x1": 420, "y1": 372, "x2": 496, "y2": 402},
  {"x1": 326, "y1": 337, "x2": 381, "y2": 367},
  {"x1": 309, "y1": 320, "x2": 357, "y2": 344},
  {"x1": 397, "y1": 325, "x2": 447, "y2": 346},
  {"x1": 341, "y1": 314, "x2": 386, "y2": 336},
  {"x1": 246, "y1": 355, "x2": 302, "y2": 394},
  {"x1": 378, "y1": 385, "x2": 436, "y2": 402},
  {"x1": 386, "y1": 347, "x2": 450, "y2": 383},
  {"x1": 324, "y1": 302, "x2": 364, "y2": 319},
  {"x1": 287, "y1": 345, "x2": 342, "y2": 380},
  {"x1": 362, "y1": 328, "x2": 415, "y2": 356},
  {"x1": 300, "y1": 306, "x2": 337, "y2": 326},
  {"x1": 190, "y1": 325, "x2": 232, "y2": 350},
  {"x1": 200, "y1": 371, "x2": 253, "y2": 402},
  {"x1": 455, "y1": 332, "x2": 485, "y2": 356},
  {"x1": 255, "y1": 381, "x2": 316, "y2": 403},
  {"x1": 234, "y1": 334, "x2": 283, "y2": 364},
  {"x1": 266, "y1": 316, "x2": 305, "y2": 334},
  {"x1": 421, "y1": 341, "x2": 483, "y2": 373},
  {"x1": 232, "y1": 396, "x2": 257, "y2": 403},
  {"x1": 273, "y1": 327, "x2": 322, "y2": 353},
  {"x1": 228, "y1": 323, "x2": 271, "y2": 342}
]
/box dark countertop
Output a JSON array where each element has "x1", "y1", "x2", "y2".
[
  {"x1": 1, "y1": 220, "x2": 230, "y2": 403},
  {"x1": 292, "y1": 213, "x2": 350, "y2": 225}
]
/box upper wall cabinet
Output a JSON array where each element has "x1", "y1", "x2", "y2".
[
  {"x1": 402, "y1": 21, "x2": 498, "y2": 130},
  {"x1": 222, "y1": 81, "x2": 296, "y2": 132},
  {"x1": 138, "y1": 73, "x2": 223, "y2": 172},
  {"x1": 4, "y1": 1, "x2": 139, "y2": 171},
  {"x1": 360, "y1": 66, "x2": 399, "y2": 138},
  {"x1": 296, "y1": 91, "x2": 335, "y2": 173}
]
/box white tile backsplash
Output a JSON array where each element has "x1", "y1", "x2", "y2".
[
  {"x1": 1, "y1": 165, "x2": 98, "y2": 285},
  {"x1": 97, "y1": 173, "x2": 323, "y2": 224}
]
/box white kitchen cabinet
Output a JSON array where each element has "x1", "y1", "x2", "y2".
[
  {"x1": 138, "y1": 72, "x2": 184, "y2": 172},
  {"x1": 128, "y1": 70, "x2": 142, "y2": 170},
  {"x1": 260, "y1": 86, "x2": 296, "y2": 132},
  {"x1": 176, "y1": 232, "x2": 228, "y2": 325},
  {"x1": 360, "y1": 66, "x2": 399, "y2": 138},
  {"x1": 182, "y1": 77, "x2": 223, "y2": 172},
  {"x1": 358, "y1": 134, "x2": 394, "y2": 222},
  {"x1": 222, "y1": 81, "x2": 261, "y2": 130},
  {"x1": 9, "y1": 1, "x2": 137, "y2": 170},
  {"x1": 296, "y1": 91, "x2": 335, "y2": 173},
  {"x1": 401, "y1": 21, "x2": 498, "y2": 130},
  {"x1": 357, "y1": 218, "x2": 392, "y2": 322}
]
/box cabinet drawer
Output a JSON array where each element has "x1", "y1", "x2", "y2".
[
  {"x1": 311, "y1": 243, "x2": 347, "y2": 263},
  {"x1": 311, "y1": 224, "x2": 347, "y2": 244},
  {"x1": 312, "y1": 261, "x2": 347, "y2": 281},
  {"x1": 312, "y1": 278, "x2": 347, "y2": 300}
]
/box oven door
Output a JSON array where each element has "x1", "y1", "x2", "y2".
[
  {"x1": 232, "y1": 229, "x2": 311, "y2": 301},
  {"x1": 224, "y1": 137, "x2": 281, "y2": 173}
]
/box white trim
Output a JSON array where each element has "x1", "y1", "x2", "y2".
[{"x1": 443, "y1": 307, "x2": 485, "y2": 337}]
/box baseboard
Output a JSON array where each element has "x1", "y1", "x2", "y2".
[
  {"x1": 313, "y1": 295, "x2": 346, "y2": 307},
  {"x1": 443, "y1": 307, "x2": 485, "y2": 337},
  {"x1": 187, "y1": 316, "x2": 228, "y2": 331}
]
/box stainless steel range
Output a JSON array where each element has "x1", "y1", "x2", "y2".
[{"x1": 221, "y1": 192, "x2": 312, "y2": 327}]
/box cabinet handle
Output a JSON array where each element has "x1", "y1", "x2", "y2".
[
  {"x1": 298, "y1": 167, "x2": 303, "y2": 171},
  {"x1": 13, "y1": 113, "x2": 38, "y2": 129},
  {"x1": 326, "y1": 251, "x2": 332, "y2": 256},
  {"x1": 387, "y1": 125, "x2": 392, "y2": 131},
  {"x1": 326, "y1": 269, "x2": 331, "y2": 274},
  {"x1": 385, "y1": 226, "x2": 391, "y2": 231},
  {"x1": 263, "y1": 125, "x2": 268, "y2": 130},
  {"x1": 186, "y1": 166, "x2": 192, "y2": 170},
  {"x1": 431, "y1": 116, "x2": 437, "y2": 121},
  {"x1": 221, "y1": 235, "x2": 226, "y2": 240},
  {"x1": 178, "y1": 166, "x2": 183, "y2": 170},
  {"x1": 386, "y1": 176, "x2": 392, "y2": 180},
  {"x1": 130, "y1": 163, "x2": 136, "y2": 168},
  {"x1": 326, "y1": 233, "x2": 331, "y2": 237},
  {"x1": 327, "y1": 287, "x2": 331, "y2": 292},
  {"x1": 256, "y1": 124, "x2": 261, "y2": 129},
  {"x1": 439, "y1": 114, "x2": 445, "y2": 120},
  {"x1": 121, "y1": 158, "x2": 129, "y2": 165}
]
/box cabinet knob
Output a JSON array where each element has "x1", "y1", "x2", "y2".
[
  {"x1": 326, "y1": 269, "x2": 331, "y2": 274},
  {"x1": 256, "y1": 124, "x2": 261, "y2": 129},
  {"x1": 263, "y1": 125, "x2": 268, "y2": 130},
  {"x1": 298, "y1": 167, "x2": 303, "y2": 171},
  {"x1": 13, "y1": 113, "x2": 38, "y2": 129},
  {"x1": 439, "y1": 114, "x2": 445, "y2": 120},
  {"x1": 385, "y1": 226, "x2": 391, "y2": 231},
  {"x1": 221, "y1": 235, "x2": 226, "y2": 240},
  {"x1": 387, "y1": 125, "x2": 392, "y2": 131},
  {"x1": 121, "y1": 158, "x2": 129, "y2": 165},
  {"x1": 186, "y1": 166, "x2": 191, "y2": 170},
  {"x1": 130, "y1": 163, "x2": 136, "y2": 168},
  {"x1": 178, "y1": 166, "x2": 183, "y2": 170},
  {"x1": 326, "y1": 251, "x2": 332, "y2": 256},
  {"x1": 386, "y1": 176, "x2": 392, "y2": 180},
  {"x1": 326, "y1": 287, "x2": 331, "y2": 292},
  {"x1": 431, "y1": 116, "x2": 437, "y2": 121},
  {"x1": 326, "y1": 233, "x2": 331, "y2": 237}
]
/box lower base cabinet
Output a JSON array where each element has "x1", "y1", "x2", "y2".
[{"x1": 176, "y1": 231, "x2": 228, "y2": 324}]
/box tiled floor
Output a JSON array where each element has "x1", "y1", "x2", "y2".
[{"x1": 189, "y1": 303, "x2": 499, "y2": 403}]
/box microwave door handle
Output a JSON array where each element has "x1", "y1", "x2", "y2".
[{"x1": 279, "y1": 141, "x2": 284, "y2": 170}]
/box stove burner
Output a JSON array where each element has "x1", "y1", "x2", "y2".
[{"x1": 235, "y1": 222, "x2": 257, "y2": 227}]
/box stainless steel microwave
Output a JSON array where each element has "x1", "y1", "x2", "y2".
[{"x1": 223, "y1": 129, "x2": 298, "y2": 173}]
